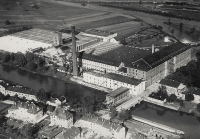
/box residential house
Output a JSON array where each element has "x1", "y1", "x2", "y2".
[
  {"x1": 7, "y1": 101, "x2": 43, "y2": 124},
  {"x1": 159, "y1": 79, "x2": 186, "y2": 99},
  {"x1": 50, "y1": 107, "x2": 73, "y2": 129}
]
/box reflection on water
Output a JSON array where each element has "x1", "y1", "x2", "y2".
[
  {"x1": 0, "y1": 64, "x2": 106, "y2": 100},
  {"x1": 131, "y1": 102, "x2": 200, "y2": 139}
]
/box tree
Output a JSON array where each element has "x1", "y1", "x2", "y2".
[
  {"x1": 10, "y1": 53, "x2": 15, "y2": 61},
  {"x1": 118, "y1": 109, "x2": 131, "y2": 122},
  {"x1": 27, "y1": 61, "x2": 37, "y2": 71},
  {"x1": 5, "y1": 20, "x2": 10, "y2": 25},
  {"x1": 109, "y1": 106, "x2": 118, "y2": 119},
  {"x1": 197, "y1": 103, "x2": 200, "y2": 112},
  {"x1": 180, "y1": 22, "x2": 183, "y2": 31},
  {"x1": 1, "y1": 52, "x2": 10, "y2": 63},
  {"x1": 185, "y1": 93, "x2": 194, "y2": 102},
  {"x1": 168, "y1": 19, "x2": 171, "y2": 24},
  {"x1": 15, "y1": 52, "x2": 27, "y2": 67},
  {"x1": 170, "y1": 29, "x2": 174, "y2": 35},
  {"x1": 166, "y1": 94, "x2": 177, "y2": 103},
  {"x1": 0, "y1": 92, "x2": 5, "y2": 100}
]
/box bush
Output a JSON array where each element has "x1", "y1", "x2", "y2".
[
  {"x1": 166, "y1": 94, "x2": 177, "y2": 103},
  {"x1": 5, "y1": 20, "x2": 10, "y2": 25},
  {"x1": 185, "y1": 93, "x2": 194, "y2": 102}
]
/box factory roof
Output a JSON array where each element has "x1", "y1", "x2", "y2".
[
  {"x1": 78, "y1": 52, "x2": 122, "y2": 67},
  {"x1": 104, "y1": 73, "x2": 142, "y2": 86},
  {"x1": 159, "y1": 79, "x2": 182, "y2": 88},
  {"x1": 143, "y1": 42, "x2": 191, "y2": 69},
  {"x1": 107, "y1": 87, "x2": 129, "y2": 98},
  {"x1": 84, "y1": 29, "x2": 115, "y2": 37}
]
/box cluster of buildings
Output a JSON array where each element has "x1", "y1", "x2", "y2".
[{"x1": 0, "y1": 80, "x2": 37, "y2": 101}]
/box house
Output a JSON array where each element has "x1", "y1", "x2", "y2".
[
  {"x1": 7, "y1": 101, "x2": 43, "y2": 124},
  {"x1": 106, "y1": 87, "x2": 129, "y2": 104},
  {"x1": 0, "y1": 80, "x2": 37, "y2": 101},
  {"x1": 76, "y1": 115, "x2": 129, "y2": 139},
  {"x1": 39, "y1": 125, "x2": 65, "y2": 139},
  {"x1": 50, "y1": 107, "x2": 73, "y2": 129},
  {"x1": 159, "y1": 79, "x2": 186, "y2": 99}
]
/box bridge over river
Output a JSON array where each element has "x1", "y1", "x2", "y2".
[{"x1": 116, "y1": 83, "x2": 159, "y2": 111}]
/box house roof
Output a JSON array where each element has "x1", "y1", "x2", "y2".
[
  {"x1": 41, "y1": 126, "x2": 64, "y2": 139},
  {"x1": 51, "y1": 107, "x2": 73, "y2": 120},
  {"x1": 143, "y1": 42, "x2": 191, "y2": 69},
  {"x1": 14, "y1": 101, "x2": 41, "y2": 114},
  {"x1": 159, "y1": 79, "x2": 181, "y2": 88},
  {"x1": 107, "y1": 87, "x2": 129, "y2": 98},
  {"x1": 104, "y1": 73, "x2": 142, "y2": 86},
  {"x1": 63, "y1": 126, "x2": 80, "y2": 139},
  {"x1": 78, "y1": 52, "x2": 122, "y2": 67},
  {"x1": 80, "y1": 115, "x2": 123, "y2": 132}
]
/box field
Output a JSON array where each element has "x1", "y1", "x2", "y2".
[
  {"x1": 0, "y1": 0, "x2": 148, "y2": 39},
  {"x1": 74, "y1": 16, "x2": 133, "y2": 29}
]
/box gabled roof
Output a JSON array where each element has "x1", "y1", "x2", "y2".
[
  {"x1": 143, "y1": 42, "x2": 191, "y2": 68},
  {"x1": 107, "y1": 87, "x2": 129, "y2": 98},
  {"x1": 63, "y1": 126, "x2": 80, "y2": 139},
  {"x1": 52, "y1": 107, "x2": 73, "y2": 120},
  {"x1": 78, "y1": 52, "x2": 122, "y2": 67},
  {"x1": 159, "y1": 79, "x2": 181, "y2": 88},
  {"x1": 104, "y1": 73, "x2": 142, "y2": 86},
  {"x1": 14, "y1": 101, "x2": 41, "y2": 114}
]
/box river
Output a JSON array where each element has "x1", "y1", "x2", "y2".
[
  {"x1": 131, "y1": 102, "x2": 200, "y2": 139},
  {"x1": 0, "y1": 64, "x2": 106, "y2": 100}
]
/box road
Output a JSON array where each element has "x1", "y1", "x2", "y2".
[{"x1": 116, "y1": 83, "x2": 159, "y2": 111}]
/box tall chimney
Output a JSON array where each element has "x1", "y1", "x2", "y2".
[
  {"x1": 71, "y1": 26, "x2": 78, "y2": 76},
  {"x1": 152, "y1": 43, "x2": 155, "y2": 54}
]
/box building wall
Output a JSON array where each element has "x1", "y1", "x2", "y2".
[
  {"x1": 81, "y1": 59, "x2": 120, "y2": 73},
  {"x1": 145, "y1": 48, "x2": 192, "y2": 86},
  {"x1": 106, "y1": 90, "x2": 129, "y2": 104},
  {"x1": 8, "y1": 108, "x2": 43, "y2": 123},
  {"x1": 5, "y1": 90, "x2": 37, "y2": 101},
  {"x1": 83, "y1": 72, "x2": 146, "y2": 96}
]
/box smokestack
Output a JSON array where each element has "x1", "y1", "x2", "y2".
[
  {"x1": 71, "y1": 26, "x2": 78, "y2": 76},
  {"x1": 152, "y1": 43, "x2": 155, "y2": 54}
]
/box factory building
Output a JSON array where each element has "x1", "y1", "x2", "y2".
[
  {"x1": 83, "y1": 70, "x2": 146, "y2": 96},
  {"x1": 79, "y1": 29, "x2": 118, "y2": 42}
]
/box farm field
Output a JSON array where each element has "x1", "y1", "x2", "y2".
[{"x1": 74, "y1": 16, "x2": 133, "y2": 29}]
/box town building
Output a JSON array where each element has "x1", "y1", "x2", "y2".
[
  {"x1": 7, "y1": 101, "x2": 43, "y2": 124},
  {"x1": 79, "y1": 29, "x2": 118, "y2": 43},
  {"x1": 0, "y1": 80, "x2": 37, "y2": 101},
  {"x1": 50, "y1": 107, "x2": 73, "y2": 129},
  {"x1": 106, "y1": 87, "x2": 129, "y2": 104},
  {"x1": 75, "y1": 115, "x2": 130, "y2": 139},
  {"x1": 83, "y1": 70, "x2": 146, "y2": 96},
  {"x1": 159, "y1": 79, "x2": 186, "y2": 99}
]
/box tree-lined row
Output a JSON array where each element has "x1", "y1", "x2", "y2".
[{"x1": 0, "y1": 51, "x2": 48, "y2": 73}]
